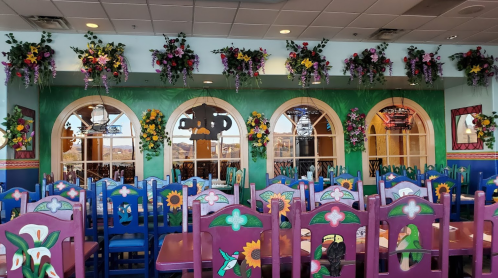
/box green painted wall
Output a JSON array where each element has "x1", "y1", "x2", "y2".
[{"x1": 39, "y1": 87, "x2": 446, "y2": 194}]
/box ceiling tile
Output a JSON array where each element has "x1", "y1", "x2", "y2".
[
  {"x1": 281, "y1": 0, "x2": 332, "y2": 12},
  {"x1": 452, "y1": 18, "x2": 498, "y2": 31},
  {"x1": 102, "y1": 3, "x2": 150, "y2": 19},
  {"x1": 194, "y1": 1, "x2": 238, "y2": 8},
  {"x1": 348, "y1": 14, "x2": 397, "y2": 28},
  {"x1": 53, "y1": 1, "x2": 107, "y2": 18},
  {"x1": 118, "y1": 32, "x2": 154, "y2": 35},
  {"x1": 333, "y1": 27, "x2": 377, "y2": 40},
  {"x1": 150, "y1": 5, "x2": 193, "y2": 21},
  {"x1": 326, "y1": 0, "x2": 376, "y2": 13},
  {"x1": 481, "y1": 7, "x2": 498, "y2": 18},
  {"x1": 365, "y1": 0, "x2": 423, "y2": 15},
  {"x1": 396, "y1": 30, "x2": 446, "y2": 41},
  {"x1": 112, "y1": 19, "x2": 153, "y2": 32},
  {"x1": 264, "y1": 25, "x2": 307, "y2": 39},
  {"x1": 239, "y1": 2, "x2": 285, "y2": 10},
  {"x1": 384, "y1": 15, "x2": 435, "y2": 29},
  {"x1": 234, "y1": 9, "x2": 279, "y2": 24},
  {"x1": 3, "y1": 0, "x2": 62, "y2": 17},
  {"x1": 274, "y1": 11, "x2": 320, "y2": 26},
  {"x1": 311, "y1": 12, "x2": 358, "y2": 27},
  {"x1": 55, "y1": 0, "x2": 99, "y2": 2},
  {"x1": 299, "y1": 26, "x2": 342, "y2": 39},
  {"x1": 229, "y1": 24, "x2": 269, "y2": 37},
  {"x1": 0, "y1": 15, "x2": 35, "y2": 31},
  {"x1": 193, "y1": 22, "x2": 231, "y2": 36},
  {"x1": 485, "y1": 25, "x2": 498, "y2": 32},
  {"x1": 428, "y1": 30, "x2": 476, "y2": 42},
  {"x1": 463, "y1": 32, "x2": 498, "y2": 42},
  {"x1": 418, "y1": 17, "x2": 470, "y2": 30},
  {"x1": 442, "y1": 1, "x2": 498, "y2": 17},
  {"x1": 153, "y1": 20, "x2": 192, "y2": 35},
  {"x1": 148, "y1": 0, "x2": 193, "y2": 5},
  {"x1": 66, "y1": 17, "x2": 115, "y2": 32},
  {"x1": 101, "y1": 0, "x2": 146, "y2": 3},
  {"x1": 195, "y1": 7, "x2": 236, "y2": 23},
  {"x1": 0, "y1": 1, "x2": 15, "y2": 15}
]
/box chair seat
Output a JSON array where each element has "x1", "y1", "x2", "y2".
[
  {"x1": 158, "y1": 234, "x2": 166, "y2": 247},
  {"x1": 109, "y1": 233, "x2": 153, "y2": 248},
  {"x1": 182, "y1": 271, "x2": 213, "y2": 278}
]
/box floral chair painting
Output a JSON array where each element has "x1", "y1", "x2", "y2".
[
  {"x1": 309, "y1": 181, "x2": 365, "y2": 211},
  {"x1": 0, "y1": 186, "x2": 41, "y2": 223},
  {"x1": 181, "y1": 174, "x2": 212, "y2": 195}
]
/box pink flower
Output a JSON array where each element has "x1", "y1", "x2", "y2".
[
  {"x1": 119, "y1": 186, "x2": 130, "y2": 197},
  {"x1": 436, "y1": 56, "x2": 441, "y2": 60},
  {"x1": 204, "y1": 191, "x2": 219, "y2": 206},
  {"x1": 97, "y1": 55, "x2": 110, "y2": 66},
  {"x1": 371, "y1": 53, "x2": 378, "y2": 62},
  {"x1": 422, "y1": 53, "x2": 431, "y2": 63},
  {"x1": 174, "y1": 47, "x2": 184, "y2": 58},
  {"x1": 330, "y1": 188, "x2": 344, "y2": 201},
  {"x1": 311, "y1": 260, "x2": 321, "y2": 274},
  {"x1": 324, "y1": 206, "x2": 345, "y2": 227},
  {"x1": 11, "y1": 190, "x2": 21, "y2": 201},
  {"x1": 56, "y1": 182, "x2": 66, "y2": 191},
  {"x1": 67, "y1": 188, "x2": 79, "y2": 199}
]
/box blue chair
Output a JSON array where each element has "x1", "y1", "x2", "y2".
[
  {"x1": 0, "y1": 185, "x2": 41, "y2": 223},
  {"x1": 403, "y1": 166, "x2": 420, "y2": 180},
  {"x1": 288, "y1": 177, "x2": 324, "y2": 211},
  {"x1": 478, "y1": 172, "x2": 498, "y2": 204},
  {"x1": 333, "y1": 171, "x2": 361, "y2": 191},
  {"x1": 95, "y1": 177, "x2": 123, "y2": 199},
  {"x1": 266, "y1": 173, "x2": 298, "y2": 186},
  {"x1": 181, "y1": 174, "x2": 212, "y2": 195},
  {"x1": 431, "y1": 173, "x2": 462, "y2": 221},
  {"x1": 103, "y1": 182, "x2": 153, "y2": 278},
  {"x1": 426, "y1": 169, "x2": 445, "y2": 181},
  {"x1": 135, "y1": 176, "x2": 170, "y2": 207},
  {"x1": 42, "y1": 179, "x2": 79, "y2": 197}
]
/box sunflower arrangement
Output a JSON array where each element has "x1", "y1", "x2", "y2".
[
  {"x1": 151, "y1": 32, "x2": 199, "y2": 86},
  {"x1": 344, "y1": 107, "x2": 366, "y2": 153},
  {"x1": 285, "y1": 38, "x2": 332, "y2": 87},
  {"x1": 71, "y1": 31, "x2": 129, "y2": 93},
  {"x1": 2, "y1": 31, "x2": 56, "y2": 88},
  {"x1": 343, "y1": 42, "x2": 392, "y2": 86},
  {"x1": 212, "y1": 45, "x2": 270, "y2": 93},
  {"x1": 247, "y1": 111, "x2": 270, "y2": 162},
  {"x1": 472, "y1": 112, "x2": 498, "y2": 149},
  {"x1": 1, "y1": 106, "x2": 33, "y2": 151},
  {"x1": 449, "y1": 46, "x2": 498, "y2": 87},
  {"x1": 139, "y1": 109, "x2": 171, "y2": 161},
  {"x1": 404, "y1": 45, "x2": 443, "y2": 86}
]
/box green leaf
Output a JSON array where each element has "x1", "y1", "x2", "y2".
[
  {"x1": 217, "y1": 195, "x2": 229, "y2": 204},
  {"x1": 42, "y1": 231, "x2": 60, "y2": 249},
  {"x1": 243, "y1": 215, "x2": 263, "y2": 228},
  {"x1": 392, "y1": 192, "x2": 400, "y2": 200},
  {"x1": 22, "y1": 266, "x2": 35, "y2": 278},
  {"x1": 233, "y1": 263, "x2": 241, "y2": 276},
  {"x1": 414, "y1": 190, "x2": 421, "y2": 197},
  {"x1": 309, "y1": 211, "x2": 327, "y2": 225},
  {"x1": 342, "y1": 191, "x2": 354, "y2": 200},
  {"x1": 494, "y1": 208, "x2": 498, "y2": 217},
  {"x1": 5, "y1": 231, "x2": 29, "y2": 251},
  {"x1": 259, "y1": 191, "x2": 274, "y2": 202},
  {"x1": 419, "y1": 203, "x2": 434, "y2": 215},
  {"x1": 209, "y1": 214, "x2": 231, "y2": 228},
  {"x1": 318, "y1": 265, "x2": 330, "y2": 275},
  {"x1": 314, "y1": 244, "x2": 322, "y2": 260},
  {"x1": 313, "y1": 273, "x2": 322, "y2": 278},
  {"x1": 280, "y1": 221, "x2": 292, "y2": 229},
  {"x1": 246, "y1": 268, "x2": 252, "y2": 278},
  {"x1": 320, "y1": 193, "x2": 333, "y2": 201},
  {"x1": 195, "y1": 195, "x2": 208, "y2": 203},
  {"x1": 342, "y1": 211, "x2": 360, "y2": 224},
  {"x1": 281, "y1": 191, "x2": 294, "y2": 201},
  {"x1": 110, "y1": 187, "x2": 138, "y2": 196},
  {"x1": 168, "y1": 211, "x2": 182, "y2": 226}
]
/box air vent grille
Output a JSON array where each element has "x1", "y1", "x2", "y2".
[
  {"x1": 370, "y1": 29, "x2": 405, "y2": 40},
  {"x1": 23, "y1": 16, "x2": 71, "y2": 30}
]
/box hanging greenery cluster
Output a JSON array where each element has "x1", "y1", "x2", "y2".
[
  {"x1": 1, "y1": 106, "x2": 33, "y2": 151},
  {"x1": 343, "y1": 42, "x2": 392, "y2": 86},
  {"x1": 285, "y1": 38, "x2": 331, "y2": 87},
  {"x1": 449, "y1": 46, "x2": 498, "y2": 87},
  {"x1": 404, "y1": 45, "x2": 443, "y2": 86},
  {"x1": 247, "y1": 111, "x2": 270, "y2": 162},
  {"x1": 139, "y1": 109, "x2": 171, "y2": 161},
  {"x1": 472, "y1": 112, "x2": 498, "y2": 149},
  {"x1": 344, "y1": 108, "x2": 366, "y2": 153}
]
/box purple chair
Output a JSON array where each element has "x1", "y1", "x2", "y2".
[
  {"x1": 20, "y1": 191, "x2": 86, "y2": 221},
  {"x1": 473, "y1": 191, "x2": 497, "y2": 277},
  {"x1": 182, "y1": 184, "x2": 239, "y2": 232},
  {"x1": 379, "y1": 180, "x2": 433, "y2": 206},
  {"x1": 0, "y1": 204, "x2": 85, "y2": 277},
  {"x1": 371, "y1": 194, "x2": 450, "y2": 277},
  {"x1": 191, "y1": 200, "x2": 280, "y2": 278},
  {"x1": 477, "y1": 173, "x2": 498, "y2": 204},
  {"x1": 309, "y1": 181, "x2": 365, "y2": 210},
  {"x1": 291, "y1": 196, "x2": 379, "y2": 278}
]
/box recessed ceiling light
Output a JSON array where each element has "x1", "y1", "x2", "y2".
[
  {"x1": 280, "y1": 30, "x2": 291, "y2": 34},
  {"x1": 458, "y1": 5, "x2": 484, "y2": 15},
  {"x1": 203, "y1": 80, "x2": 213, "y2": 84},
  {"x1": 447, "y1": 35, "x2": 458, "y2": 40},
  {"x1": 312, "y1": 81, "x2": 321, "y2": 85},
  {"x1": 86, "y1": 23, "x2": 99, "y2": 28}
]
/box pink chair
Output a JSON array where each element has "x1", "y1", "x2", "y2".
[
  {"x1": 473, "y1": 191, "x2": 497, "y2": 278},
  {"x1": 379, "y1": 179, "x2": 433, "y2": 206},
  {"x1": 309, "y1": 181, "x2": 365, "y2": 210},
  {"x1": 20, "y1": 191, "x2": 86, "y2": 221}
]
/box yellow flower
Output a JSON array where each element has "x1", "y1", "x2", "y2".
[
  {"x1": 159, "y1": 112, "x2": 163, "y2": 116},
  {"x1": 470, "y1": 65, "x2": 482, "y2": 73},
  {"x1": 249, "y1": 129, "x2": 254, "y2": 134},
  {"x1": 242, "y1": 240, "x2": 261, "y2": 268},
  {"x1": 113, "y1": 61, "x2": 121, "y2": 68},
  {"x1": 153, "y1": 135, "x2": 158, "y2": 141},
  {"x1": 267, "y1": 193, "x2": 291, "y2": 217},
  {"x1": 243, "y1": 55, "x2": 251, "y2": 62},
  {"x1": 429, "y1": 175, "x2": 439, "y2": 180},
  {"x1": 142, "y1": 116, "x2": 146, "y2": 120},
  {"x1": 158, "y1": 118, "x2": 161, "y2": 122},
  {"x1": 261, "y1": 124, "x2": 267, "y2": 130},
  {"x1": 252, "y1": 111, "x2": 257, "y2": 116},
  {"x1": 16, "y1": 125, "x2": 24, "y2": 131},
  {"x1": 482, "y1": 119, "x2": 490, "y2": 126},
  {"x1": 146, "y1": 137, "x2": 151, "y2": 141},
  {"x1": 142, "y1": 134, "x2": 147, "y2": 138},
  {"x1": 479, "y1": 131, "x2": 484, "y2": 137},
  {"x1": 149, "y1": 124, "x2": 155, "y2": 130},
  {"x1": 251, "y1": 122, "x2": 255, "y2": 126},
  {"x1": 301, "y1": 58, "x2": 312, "y2": 69},
  {"x1": 258, "y1": 143, "x2": 262, "y2": 146},
  {"x1": 166, "y1": 190, "x2": 183, "y2": 210},
  {"x1": 151, "y1": 111, "x2": 157, "y2": 118},
  {"x1": 265, "y1": 137, "x2": 269, "y2": 142},
  {"x1": 339, "y1": 179, "x2": 354, "y2": 190},
  {"x1": 27, "y1": 137, "x2": 32, "y2": 142},
  {"x1": 12, "y1": 138, "x2": 18, "y2": 143},
  {"x1": 237, "y1": 52, "x2": 244, "y2": 60},
  {"x1": 149, "y1": 143, "x2": 154, "y2": 148},
  {"x1": 26, "y1": 54, "x2": 37, "y2": 64},
  {"x1": 257, "y1": 133, "x2": 262, "y2": 138},
  {"x1": 257, "y1": 113, "x2": 261, "y2": 118},
  {"x1": 30, "y1": 45, "x2": 39, "y2": 54},
  {"x1": 435, "y1": 183, "x2": 451, "y2": 199}
]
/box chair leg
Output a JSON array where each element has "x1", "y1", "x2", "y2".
[
  {"x1": 93, "y1": 250, "x2": 99, "y2": 278},
  {"x1": 104, "y1": 249, "x2": 109, "y2": 278},
  {"x1": 144, "y1": 246, "x2": 149, "y2": 278},
  {"x1": 128, "y1": 252, "x2": 132, "y2": 269}
]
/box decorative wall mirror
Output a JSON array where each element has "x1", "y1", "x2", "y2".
[
  {"x1": 0, "y1": 128, "x2": 7, "y2": 150},
  {"x1": 15, "y1": 106, "x2": 36, "y2": 159},
  {"x1": 451, "y1": 105, "x2": 483, "y2": 150}
]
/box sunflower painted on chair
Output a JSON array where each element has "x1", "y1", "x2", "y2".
[
  {"x1": 429, "y1": 175, "x2": 439, "y2": 180},
  {"x1": 339, "y1": 179, "x2": 354, "y2": 190},
  {"x1": 435, "y1": 183, "x2": 451, "y2": 199},
  {"x1": 266, "y1": 193, "x2": 291, "y2": 217},
  {"x1": 166, "y1": 190, "x2": 183, "y2": 210},
  {"x1": 242, "y1": 240, "x2": 261, "y2": 268}
]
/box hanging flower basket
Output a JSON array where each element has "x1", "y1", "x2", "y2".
[
  {"x1": 139, "y1": 109, "x2": 171, "y2": 161},
  {"x1": 151, "y1": 32, "x2": 199, "y2": 86},
  {"x1": 247, "y1": 111, "x2": 270, "y2": 162},
  {"x1": 71, "y1": 31, "x2": 129, "y2": 93},
  {"x1": 285, "y1": 39, "x2": 331, "y2": 87},
  {"x1": 344, "y1": 108, "x2": 366, "y2": 153},
  {"x1": 449, "y1": 46, "x2": 498, "y2": 87},
  {"x1": 404, "y1": 45, "x2": 443, "y2": 86},
  {"x1": 473, "y1": 112, "x2": 498, "y2": 149},
  {"x1": 2, "y1": 31, "x2": 56, "y2": 88},
  {"x1": 343, "y1": 42, "x2": 392, "y2": 86},
  {"x1": 212, "y1": 45, "x2": 269, "y2": 93},
  {"x1": 1, "y1": 106, "x2": 34, "y2": 151}
]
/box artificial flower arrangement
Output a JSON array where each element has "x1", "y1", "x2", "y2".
[
  {"x1": 404, "y1": 45, "x2": 443, "y2": 86},
  {"x1": 212, "y1": 45, "x2": 269, "y2": 93},
  {"x1": 343, "y1": 42, "x2": 392, "y2": 86},
  {"x1": 150, "y1": 32, "x2": 199, "y2": 86},
  {"x1": 2, "y1": 31, "x2": 56, "y2": 88},
  {"x1": 449, "y1": 46, "x2": 498, "y2": 87},
  {"x1": 285, "y1": 38, "x2": 331, "y2": 87},
  {"x1": 1, "y1": 106, "x2": 33, "y2": 151},
  {"x1": 139, "y1": 109, "x2": 171, "y2": 161},
  {"x1": 472, "y1": 112, "x2": 498, "y2": 149},
  {"x1": 344, "y1": 108, "x2": 366, "y2": 153},
  {"x1": 247, "y1": 111, "x2": 270, "y2": 162},
  {"x1": 71, "y1": 31, "x2": 129, "y2": 93}
]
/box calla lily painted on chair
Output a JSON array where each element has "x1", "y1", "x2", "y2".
[
  {"x1": 20, "y1": 224, "x2": 49, "y2": 244},
  {"x1": 27, "y1": 247, "x2": 51, "y2": 265},
  {"x1": 10, "y1": 249, "x2": 23, "y2": 270}
]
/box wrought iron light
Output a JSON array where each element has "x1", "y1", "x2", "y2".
[{"x1": 376, "y1": 106, "x2": 415, "y2": 130}]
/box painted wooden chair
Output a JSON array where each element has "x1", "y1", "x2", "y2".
[
  {"x1": 472, "y1": 191, "x2": 498, "y2": 278},
  {"x1": 383, "y1": 175, "x2": 422, "y2": 189},
  {"x1": 478, "y1": 172, "x2": 498, "y2": 204},
  {"x1": 0, "y1": 204, "x2": 87, "y2": 278},
  {"x1": 333, "y1": 172, "x2": 360, "y2": 191},
  {"x1": 95, "y1": 177, "x2": 123, "y2": 198},
  {"x1": 182, "y1": 174, "x2": 212, "y2": 195},
  {"x1": 403, "y1": 166, "x2": 419, "y2": 181},
  {"x1": 309, "y1": 181, "x2": 365, "y2": 211},
  {"x1": 191, "y1": 201, "x2": 280, "y2": 278},
  {"x1": 371, "y1": 193, "x2": 450, "y2": 277},
  {"x1": 456, "y1": 165, "x2": 471, "y2": 193},
  {"x1": 440, "y1": 164, "x2": 456, "y2": 179},
  {"x1": 43, "y1": 172, "x2": 54, "y2": 185},
  {"x1": 424, "y1": 163, "x2": 440, "y2": 173},
  {"x1": 0, "y1": 186, "x2": 41, "y2": 223},
  {"x1": 235, "y1": 169, "x2": 246, "y2": 202},
  {"x1": 392, "y1": 165, "x2": 403, "y2": 175},
  {"x1": 64, "y1": 170, "x2": 78, "y2": 184},
  {"x1": 43, "y1": 179, "x2": 80, "y2": 198},
  {"x1": 172, "y1": 168, "x2": 181, "y2": 183},
  {"x1": 266, "y1": 173, "x2": 298, "y2": 186},
  {"x1": 102, "y1": 182, "x2": 153, "y2": 278},
  {"x1": 380, "y1": 165, "x2": 392, "y2": 175},
  {"x1": 379, "y1": 180, "x2": 433, "y2": 206},
  {"x1": 431, "y1": 173, "x2": 462, "y2": 221},
  {"x1": 226, "y1": 167, "x2": 237, "y2": 187},
  {"x1": 288, "y1": 177, "x2": 324, "y2": 211},
  {"x1": 291, "y1": 196, "x2": 379, "y2": 278},
  {"x1": 135, "y1": 176, "x2": 170, "y2": 206},
  {"x1": 425, "y1": 170, "x2": 444, "y2": 181}
]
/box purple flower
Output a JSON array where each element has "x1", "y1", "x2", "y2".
[
  {"x1": 1, "y1": 61, "x2": 7, "y2": 66},
  {"x1": 23, "y1": 67, "x2": 29, "y2": 88},
  {"x1": 436, "y1": 56, "x2": 441, "y2": 60},
  {"x1": 163, "y1": 60, "x2": 167, "y2": 64},
  {"x1": 44, "y1": 52, "x2": 50, "y2": 58},
  {"x1": 182, "y1": 68, "x2": 187, "y2": 86},
  {"x1": 167, "y1": 53, "x2": 173, "y2": 59},
  {"x1": 33, "y1": 65, "x2": 39, "y2": 85},
  {"x1": 235, "y1": 74, "x2": 240, "y2": 93},
  {"x1": 102, "y1": 74, "x2": 109, "y2": 93},
  {"x1": 484, "y1": 64, "x2": 489, "y2": 68},
  {"x1": 167, "y1": 64, "x2": 172, "y2": 84},
  {"x1": 222, "y1": 57, "x2": 228, "y2": 71},
  {"x1": 84, "y1": 71, "x2": 90, "y2": 90},
  {"x1": 248, "y1": 60, "x2": 253, "y2": 77},
  {"x1": 344, "y1": 59, "x2": 348, "y2": 63},
  {"x1": 194, "y1": 54, "x2": 200, "y2": 72},
  {"x1": 369, "y1": 48, "x2": 376, "y2": 53},
  {"x1": 120, "y1": 56, "x2": 128, "y2": 82},
  {"x1": 155, "y1": 69, "x2": 161, "y2": 73},
  {"x1": 174, "y1": 47, "x2": 184, "y2": 58},
  {"x1": 31, "y1": 131, "x2": 35, "y2": 137},
  {"x1": 4, "y1": 63, "x2": 11, "y2": 86},
  {"x1": 151, "y1": 50, "x2": 158, "y2": 67},
  {"x1": 50, "y1": 58, "x2": 56, "y2": 78},
  {"x1": 301, "y1": 69, "x2": 306, "y2": 88}
]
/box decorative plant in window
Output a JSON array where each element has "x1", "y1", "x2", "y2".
[
  {"x1": 472, "y1": 111, "x2": 497, "y2": 149},
  {"x1": 151, "y1": 32, "x2": 199, "y2": 86},
  {"x1": 344, "y1": 108, "x2": 366, "y2": 153},
  {"x1": 1, "y1": 105, "x2": 33, "y2": 151},
  {"x1": 285, "y1": 38, "x2": 331, "y2": 87},
  {"x1": 71, "y1": 31, "x2": 129, "y2": 93},
  {"x1": 449, "y1": 46, "x2": 498, "y2": 87},
  {"x1": 404, "y1": 45, "x2": 443, "y2": 86},
  {"x1": 343, "y1": 42, "x2": 392, "y2": 86},
  {"x1": 247, "y1": 111, "x2": 270, "y2": 162},
  {"x1": 2, "y1": 31, "x2": 56, "y2": 88},
  {"x1": 212, "y1": 45, "x2": 269, "y2": 93},
  {"x1": 139, "y1": 109, "x2": 171, "y2": 161}
]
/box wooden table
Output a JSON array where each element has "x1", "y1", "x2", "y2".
[{"x1": 156, "y1": 221, "x2": 491, "y2": 271}]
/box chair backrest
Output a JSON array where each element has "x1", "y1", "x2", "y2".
[
  {"x1": 431, "y1": 174, "x2": 461, "y2": 219},
  {"x1": 64, "y1": 170, "x2": 78, "y2": 184},
  {"x1": 380, "y1": 165, "x2": 392, "y2": 175},
  {"x1": 43, "y1": 172, "x2": 54, "y2": 185},
  {"x1": 226, "y1": 167, "x2": 237, "y2": 186},
  {"x1": 45, "y1": 179, "x2": 79, "y2": 197},
  {"x1": 266, "y1": 173, "x2": 297, "y2": 186},
  {"x1": 309, "y1": 181, "x2": 365, "y2": 211},
  {"x1": 251, "y1": 182, "x2": 305, "y2": 215},
  {"x1": 424, "y1": 163, "x2": 439, "y2": 173},
  {"x1": 372, "y1": 194, "x2": 450, "y2": 277},
  {"x1": 171, "y1": 168, "x2": 181, "y2": 183},
  {"x1": 235, "y1": 169, "x2": 245, "y2": 188},
  {"x1": 473, "y1": 191, "x2": 498, "y2": 278},
  {"x1": 182, "y1": 174, "x2": 212, "y2": 195},
  {"x1": 292, "y1": 196, "x2": 379, "y2": 278},
  {"x1": 392, "y1": 165, "x2": 403, "y2": 175},
  {"x1": 440, "y1": 165, "x2": 455, "y2": 179},
  {"x1": 95, "y1": 177, "x2": 123, "y2": 200},
  {"x1": 333, "y1": 172, "x2": 360, "y2": 191},
  {"x1": 456, "y1": 165, "x2": 471, "y2": 184},
  {"x1": 21, "y1": 191, "x2": 86, "y2": 221},
  {"x1": 478, "y1": 173, "x2": 498, "y2": 203},
  {"x1": 103, "y1": 182, "x2": 148, "y2": 236},
  {"x1": 383, "y1": 175, "x2": 422, "y2": 189},
  {"x1": 0, "y1": 205, "x2": 85, "y2": 278},
  {"x1": 379, "y1": 180, "x2": 433, "y2": 206},
  {"x1": 0, "y1": 186, "x2": 41, "y2": 223},
  {"x1": 425, "y1": 170, "x2": 444, "y2": 181},
  {"x1": 192, "y1": 201, "x2": 280, "y2": 278},
  {"x1": 153, "y1": 181, "x2": 183, "y2": 236},
  {"x1": 403, "y1": 166, "x2": 419, "y2": 180}
]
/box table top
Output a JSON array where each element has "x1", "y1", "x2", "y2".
[{"x1": 156, "y1": 221, "x2": 491, "y2": 271}]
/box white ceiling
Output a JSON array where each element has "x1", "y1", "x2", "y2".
[{"x1": 1, "y1": 0, "x2": 498, "y2": 44}]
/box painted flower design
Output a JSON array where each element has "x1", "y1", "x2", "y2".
[
  {"x1": 402, "y1": 200, "x2": 421, "y2": 220},
  {"x1": 67, "y1": 188, "x2": 79, "y2": 199},
  {"x1": 398, "y1": 188, "x2": 414, "y2": 197},
  {"x1": 119, "y1": 186, "x2": 130, "y2": 197},
  {"x1": 11, "y1": 189, "x2": 22, "y2": 201},
  {"x1": 339, "y1": 179, "x2": 353, "y2": 190},
  {"x1": 324, "y1": 206, "x2": 345, "y2": 227},
  {"x1": 27, "y1": 247, "x2": 51, "y2": 265},
  {"x1": 330, "y1": 188, "x2": 344, "y2": 201},
  {"x1": 47, "y1": 198, "x2": 62, "y2": 213},
  {"x1": 56, "y1": 182, "x2": 66, "y2": 191},
  {"x1": 20, "y1": 224, "x2": 49, "y2": 243},
  {"x1": 422, "y1": 53, "x2": 431, "y2": 62},
  {"x1": 429, "y1": 175, "x2": 439, "y2": 180},
  {"x1": 311, "y1": 259, "x2": 321, "y2": 274},
  {"x1": 46, "y1": 265, "x2": 60, "y2": 278},
  {"x1": 493, "y1": 176, "x2": 498, "y2": 186},
  {"x1": 267, "y1": 193, "x2": 291, "y2": 217},
  {"x1": 242, "y1": 240, "x2": 261, "y2": 268},
  {"x1": 226, "y1": 209, "x2": 247, "y2": 231},
  {"x1": 387, "y1": 174, "x2": 396, "y2": 180},
  {"x1": 166, "y1": 190, "x2": 182, "y2": 210},
  {"x1": 204, "y1": 191, "x2": 219, "y2": 206},
  {"x1": 11, "y1": 249, "x2": 23, "y2": 270},
  {"x1": 435, "y1": 183, "x2": 450, "y2": 199}
]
